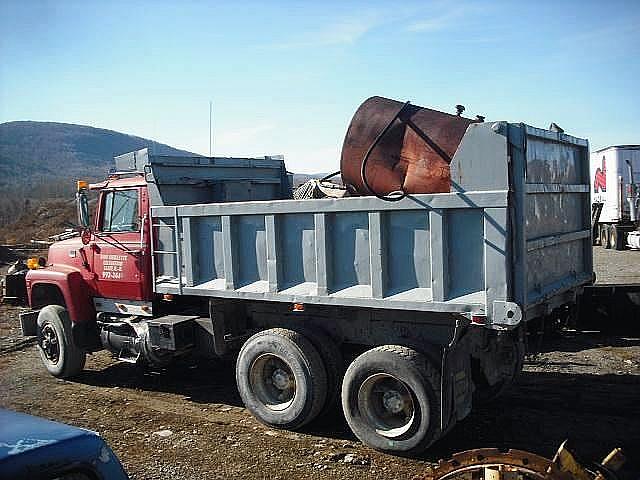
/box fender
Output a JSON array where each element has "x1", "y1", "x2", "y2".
[{"x1": 26, "y1": 265, "x2": 95, "y2": 324}]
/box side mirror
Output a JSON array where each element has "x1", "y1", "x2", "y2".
[{"x1": 76, "y1": 191, "x2": 90, "y2": 229}]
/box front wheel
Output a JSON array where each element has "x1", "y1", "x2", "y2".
[
  {"x1": 341, "y1": 345, "x2": 442, "y2": 455},
  {"x1": 37, "y1": 305, "x2": 86, "y2": 378}
]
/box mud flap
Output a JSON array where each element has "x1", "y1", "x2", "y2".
[
  {"x1": 208, "y1": 299, "x2": 249, "y2": 356},
  {"x1": 19, "y1": 310, "x2": 40, "y2": 336},
  {"x1": 440, "y1": 337, "x2": 474, "y2": 433},
  {"x1": 72, "y1": 320, "x2": 102, "y2": 351}
]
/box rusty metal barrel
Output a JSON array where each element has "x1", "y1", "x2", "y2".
[{"x1": 340, "y1": 96, "x2": 476, "y2": 198}]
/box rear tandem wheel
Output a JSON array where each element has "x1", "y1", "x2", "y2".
[
  {"x1": 341, "y1": 345, "x2": 443, "y2": 455},
  {"x1": 235, "y1": 328, "x2": 328, "y2": 430}
]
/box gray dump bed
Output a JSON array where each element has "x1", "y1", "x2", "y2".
[{"x1": 151, "y1": 122, "x2": 592, "y2": 329}]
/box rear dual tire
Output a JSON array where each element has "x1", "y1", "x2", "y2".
[
  {"x1": 237, "y1": 332, "x2": 444, "y2": 454},
  {"x1": 341, "y1": 345, "x2": 442, "y2": 455},
  {"x1": 296, "y1": 327, "x2": 344, "y2": 416},
  {"x1": 235, "y1": 328, "x2": 328, "y2": 430}
]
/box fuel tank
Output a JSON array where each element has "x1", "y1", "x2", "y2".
[{"x1": 340, "y1": 96, "x2": 476, "y2": 197}]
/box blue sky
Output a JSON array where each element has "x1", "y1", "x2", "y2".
[{"x1": 1, "y1": 0, "x2": 639, "y2": 173}]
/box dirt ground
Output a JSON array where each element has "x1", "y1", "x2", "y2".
[
  {"x1": 593, "y1": 245, "x2": 640, "y2": 284},
  {"x1": 1, "y1": 248, "x2": 639, "y2": 478}
]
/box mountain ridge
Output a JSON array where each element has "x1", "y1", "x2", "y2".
[
  {"x1": 0, "y1": 120, "x2": 197, "y2": 187},
  {"x1": 0, "y1": 120, "x2": 199, "y2": 228},
  {"x1": 0, "y1": 121, "x2": 329, "y2": 230}
]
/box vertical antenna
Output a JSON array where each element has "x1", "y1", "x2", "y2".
[{"x1": 209, "y1": 100, "x2": 213, "y2": 157}]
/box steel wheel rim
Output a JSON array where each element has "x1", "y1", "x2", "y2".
[
  {"x1": 40, "y1": 324, "x2": 60, "y2": 363},
  {"x1": 249, "y1": 353, "x2": 296, "y2": 411},
  {"x1": 357, "y1": 373, "x2": 419, "y2": 438}
]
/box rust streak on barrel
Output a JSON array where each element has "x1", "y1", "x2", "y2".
[{"x1": 340, "y1": 96, "x2": 476, "y2": 196}]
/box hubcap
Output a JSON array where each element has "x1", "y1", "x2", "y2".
[
  {"x1": 358, "y1": 373, "x2": 420, "y2": 438},
  {"x1": 271, "y1": 368, "x2": 292, "y2": 390},
  {"x1": 250, "y1": 354, "x2": 296, "y2": 411},
  {"x1": 382, "y1": 390, "x2": 406, "y2": 414},
  {"x1": 40, "y1": 324, "x2": 60, "y2": 363}
]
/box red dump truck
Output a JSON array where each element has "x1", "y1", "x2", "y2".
[{"x1": 4, "y1": 97, "x2": 593, "y2": 455}]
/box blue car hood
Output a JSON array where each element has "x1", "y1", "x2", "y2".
[{"x1": 0, "y1": 409, "x2": 129, "y2": 479}]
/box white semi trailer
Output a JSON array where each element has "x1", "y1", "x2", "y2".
[{"x1": 591, "y1": 145, "x2": 640, "y2": 249}]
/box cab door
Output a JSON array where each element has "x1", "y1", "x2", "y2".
[{"x1": 90, "y1": 187, "x2": 151, "y2": 301}]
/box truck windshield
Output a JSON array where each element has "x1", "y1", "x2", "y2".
[{"x1": 101, "y1": 189, "x2": 139, "y2": 232}]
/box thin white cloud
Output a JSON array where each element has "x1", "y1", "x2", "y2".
[
  {"x1": 265, "y1": 3, "x2": 479, "y2": 50},
  {"x1": 407, "y1": 10, "x2": 460, "y2": 32},
  {"x1": 267, "y1": 13, "x2": 383, "y2": 49},
  {"x1": 562, "y1": 17, "x2": 639, "y2": 47},
  {"x1": 407, "y1": 2, "x2": 486, "y2": 33},
  {"x1": 318, "y1": 17, "x2": 377, "y2": 45}
]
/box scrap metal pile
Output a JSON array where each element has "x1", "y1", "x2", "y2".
[{"x1": 423, "y1": 442, "x2": 629, "y2": 480}]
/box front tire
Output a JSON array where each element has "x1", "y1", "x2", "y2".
[
  {"x1": 37, "y1": 305, "x2": 86, "y2": 378},
  {"x1": 341, "y1": 345, "x2": 442, "y2": 455},
  {"x1": 236, "y1": 328, "x2": 328, "y2": 430}
]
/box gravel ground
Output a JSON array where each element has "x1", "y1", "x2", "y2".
[
  {"x1": 593, "y1": 246, "x2": 640, "y2": 284},
  {"x1": 0, "y1": 249, "x2": 639, "y2": 478}
]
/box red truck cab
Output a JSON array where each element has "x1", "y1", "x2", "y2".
[
  {"x1": 17, "y1": 173, "x2": 156, "y2": 377},
  {"x1": 27, "y1": 175, "x2": 152, "y2": 324},
  {"x1": 12, "y1": 148, "x2": 291, "y2": 378}
]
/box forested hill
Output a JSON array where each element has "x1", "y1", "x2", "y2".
[
  {"x1": 0, "y1": 121, "x2": 195, "y2": 188},
  {"x1": 0, "y1": 121, "x2": 195, "y2": 229}
]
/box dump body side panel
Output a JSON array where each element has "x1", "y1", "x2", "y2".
[
  {"x1": 151, "y1": 122, "x2": 590, "y2": 328},
  {"x1": 151, "y1": 190, "x2": 511, "y2": 323}
]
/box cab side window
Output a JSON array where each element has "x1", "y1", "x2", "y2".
[{"x1": 101, "y1": 189, "x2": 139, "y2": 232}]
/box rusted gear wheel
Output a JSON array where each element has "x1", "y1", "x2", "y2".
[{"x1": 423, "y1": 448, "x2": 570, "y2": 480}]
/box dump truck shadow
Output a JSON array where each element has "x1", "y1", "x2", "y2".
[
  {"x1": 73, "y1": 355, "x2": 640, "y2": 464},
  {"x1": 527, "y1": 330, "x2": 640, "y2": 354},
  {"x1": 75, "y1": 356, "x2": 245, "y2": 408},
  {"x1": 426, "y1": 370, "x2": 640, "y2": 466}
]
